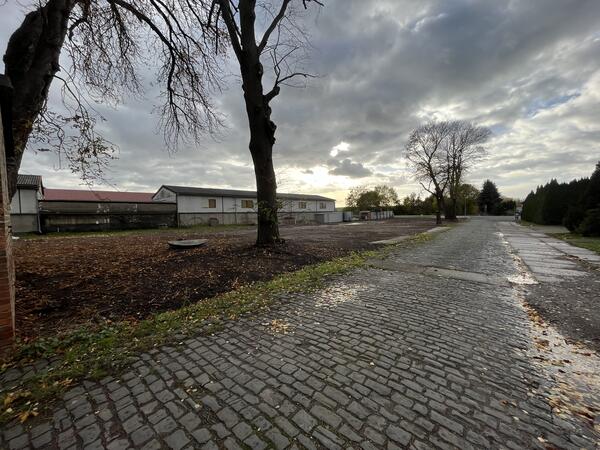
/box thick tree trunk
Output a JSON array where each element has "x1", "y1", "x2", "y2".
[
  {"x1": 3, "y1": 0, "x2": 74, "y2": 198},
  {"x1": 435, "y1": 192, "x2": 445, "y2": 225},
  {"x1": 239, "y1": 54, "x2": 280, "y2": 244},
  {"x1": 251, "y1": 140, "x2": 280, "y2": 245},
  {"x1": 445, "y1": 196, "x2": 458, "y2": 221},
  {"x1": 246, "y1": 102, "x2": 280, "y2": 245}
]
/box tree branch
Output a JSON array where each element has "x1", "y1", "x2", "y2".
[{"x1": 258, "y1": 0, "x2": 291, "y2": 54}]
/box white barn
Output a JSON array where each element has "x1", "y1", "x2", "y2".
[
  {"x1": 11, "y1": 174, "x2": 43, "y2": 233},
  {"x1": 153, "y1": 185, "x2": 341, "y2": 226}
]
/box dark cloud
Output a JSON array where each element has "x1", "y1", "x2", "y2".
[
  {"x1": 2, "y1": 0, "x2": 600, "y2": 203},
  {"x1": 327, "y1": 158, "x2": 372, "y2": 178}
]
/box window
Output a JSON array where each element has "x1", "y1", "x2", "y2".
[
  {"x1": 208, "y1": 199, "x2": 217, "y2": 208},
  {"x1": 241, "y1": 199, "x2": 254, "y2": 209},
  {"x1": 298, "y1": 201, "x2": 307, "y2": 209},
  {"x1": 319, "y1": 202, "x2": 327, "y2": 209}
]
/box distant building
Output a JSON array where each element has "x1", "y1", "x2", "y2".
[
  {"x1": 40, "y1": 188, "x2": 176, "y2": 232},
  {"x1": 153, "y1": 185, "x2": 341, "y2": 226},
  {"x1": 10, "y1": 175, "x2": 342, "y2": 232},
  {"x1": 11, "y1": 174, "x2": 43, "y2": 233}
]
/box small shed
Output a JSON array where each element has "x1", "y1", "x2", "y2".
[{"x1": 11, "y1": 174, "x2": 43, "y2": 233}]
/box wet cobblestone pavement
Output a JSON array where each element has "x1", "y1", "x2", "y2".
[{"x1": 1, "y1": 217, "x2": 599, "y2": 449}]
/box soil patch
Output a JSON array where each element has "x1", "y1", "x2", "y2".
[{"x1": 15, "y1": 218, "x2": 433, "y2": 339}]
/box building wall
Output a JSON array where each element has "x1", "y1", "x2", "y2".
[
  {"x1": 153, "y1": 187, "x2": 176, "y2": 203},
  {"x1": 41, "y1": 201, "x2": 175, "y2": 215},
  {"x1": 314, "y1": 212, "x2": 344, "y2": 224},
  {"x1": 40, "y1": 201, "x2": 177, "y2": 232},
  {"x1": 11, "y1": 215, "x2": 38, "y2": 233},
  {"x1": 43, "y1": 213, "x2": 176, "y2": 232},
  {"x1": 177, "y1": 194, "x2": 335, "y2": 214},
  {"x1": 178, "y1": 211, "x2": 339, "y2": 227},
  {"x1": 179, "y1": 212, "x2": 257, "y2": 226},
  {"x1": 11, "y1": 187, "x2": 38, "y2": 214}
]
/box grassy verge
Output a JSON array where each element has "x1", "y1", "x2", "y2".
[
  {"x1": 16, "y1": 223, "x2": 252, "y2": 240},
  {"x1": 0, "y1": 231, "x2": 435, "y2": 424},
  {"x1": 551, "y1": 233, "x2": 600, "y2": 255}
]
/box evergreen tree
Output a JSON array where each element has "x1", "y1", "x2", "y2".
[
  {"x1": 583, "y1": 162, "x2": 600, "y2": 211},
  {"x1": 578, "y1": 161, "x2": 600, "y2": 236},
  {"x1": 478, "y1": 180, "x2": 501, "y2": 214}
]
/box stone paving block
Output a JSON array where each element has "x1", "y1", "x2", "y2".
[
  {"x1": 164, "y1": 429, "x2": 190, "y2": 450},
  {"x1": 309, "y1": 404, "x2": 342, "y2": 428},
  {"x1": 265, "y1": 428, "x2": 290, "y2": 449},
  {"x1": 192, "y1": 428, "x2": 212, "y2": 444},
  {"x1": 106, "y1": 438, "x2": 130, "y2": 450},
  {"x1": 78, "y1": 423, "x2": 101, "y2": 445},
  {"x1": 155, "y1": 416, "x2": 177, "y2": 435},
  {"x1": 292, "y1": 409, "x2": 317, "y2": 433},
  {"x1": 8, "y1": 433, "x2": 28, "y2": 450}
]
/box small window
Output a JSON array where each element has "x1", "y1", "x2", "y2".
[
  {"x1": 319, "y1": 202, "x2": 327, "y2": 209},
  {"x1": 208, "y1": 199, "x2": 217, "y2": 208},
  {"x1": 241, "y1": 199, "x2": 254, "y2": 209},
  {"x1": 298, "y1": 201, "x2": 307, "y2": 209}
]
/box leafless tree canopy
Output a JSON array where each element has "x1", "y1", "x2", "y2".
[
  {"x1": 4, "y1": 0, "x2": 322, "y2": 244},
  {"x1": 405, "y1": 121, "x2": 452, "y2": 197},
  {"x1": 3, "y1": 0, "x2": 227, "y2": 193},
  {"x1": 405, "y1": 120, "x2": 490, "y2": 223},
  {"x1": 445, "y1": 121, "x2": 491, "y2": 219}
]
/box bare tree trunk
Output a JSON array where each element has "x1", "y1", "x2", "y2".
[
  {"x1": 445, "y1": 194, "x2": 458, "y2": 221},
  {"x1": 251, "y1": 143, "x2": 280, "y2": 245},
  {"x1": 3, "y1": 0, "x2": 74, "y2": 198},
  {"x1": 435, "y1": 192, "x2": 445, "y2": 225},
  {"x1": 246, "y1": 94, "x2": 280, "y2": 245},
  {"x1": 236, "y1": 0, "x2": 281, "y2": 246}
]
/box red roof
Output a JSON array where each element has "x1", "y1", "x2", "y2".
[{"x1": 43, "y1": 189, "x2": 156, "y2": 203}]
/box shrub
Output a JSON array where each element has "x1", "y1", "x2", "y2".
[
  {"x1": 563, "y1": 205, "x2": 586, "y2": 232},
  {"x1": 577, "y1": 208, "x2": 600, "y2": 236}
]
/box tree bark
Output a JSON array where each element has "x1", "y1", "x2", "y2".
[
  {"x1": 445, "y1": 195, "x2": 458, "y2": 221},
  {"x1": 435, "y1": 192, "x2": 445, "y2": 225},
  {"x1": 237, "y1": 0, "x2": 281, "y2": 246},
  {"x1": 245, "y1": 90, "x2": 281, "y2": 246},
  {"x1": 3, "y1": 0, "x2": 75, "y2": 198}
]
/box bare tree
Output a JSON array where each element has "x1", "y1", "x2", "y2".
[
  {"x1": 444, "y1": 121, "x2": 491, "y2": 220},
  {"x1": 405, "y1": 121, "x2": 452, "y2": 224},
  {"x1": 3, "y1": 0, "x2": 224, "y2": 197},
  {"x1": 207, "y1": 0, "x2": 322, "y2": 246}
]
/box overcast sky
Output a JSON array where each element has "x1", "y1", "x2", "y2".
[{"x1": 2, "y1": 0, "x2": 600, "y2": 204}]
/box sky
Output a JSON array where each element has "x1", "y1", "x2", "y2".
[{"x1": 2, "y1": 0, "x2": 600, "y2": 205}]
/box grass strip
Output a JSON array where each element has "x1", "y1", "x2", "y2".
[{"x1": 551, "y1": 233, "x2": 600, "y2": 255}]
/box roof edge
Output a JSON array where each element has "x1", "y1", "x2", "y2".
[{"x1": 158, "y1": 185, "x2": 336, "y2": 202}]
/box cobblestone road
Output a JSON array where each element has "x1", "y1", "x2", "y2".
[{"x1": 2, "y1": 217, "x2": 599, "y2": 449}]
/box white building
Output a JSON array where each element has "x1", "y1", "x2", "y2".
[
  {"x1": 153, "y1": 185, "x2": 341, "y2": 226},
  {"x1": 11, "y1": 174, "x2": 43, "y2": 233}
]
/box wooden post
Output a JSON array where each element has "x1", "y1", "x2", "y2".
[{"x1": 0, "y1": 75, "x2": 16, "y2": 351}]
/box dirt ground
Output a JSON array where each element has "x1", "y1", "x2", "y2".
[{"x1": 15, "y1": 218, "x2": 434, "y2": 340}]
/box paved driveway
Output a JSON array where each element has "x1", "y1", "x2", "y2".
[{"x1": 2, "y1": 217, "x2": 598, "y2": 449}]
